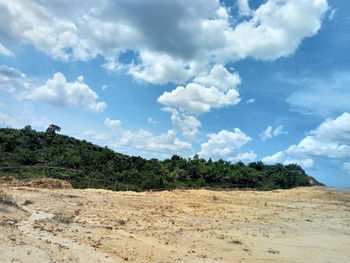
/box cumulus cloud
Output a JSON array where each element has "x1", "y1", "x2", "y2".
[
  {"x1": 229, "y1": 151, "x2": 257, "y2": 163},
  {"x1": 260, "y1": 125, "x2": 287, "y2": 141},
  {"x1": 262, "y1": 112, "x2": 350, "y2": 169},
  {"x1": 0, "y1": 65, "x2": 33, "y2": 92},
  {"x1": 25, "y1": 72, "x2": 106, "y2": 112},
  {"x1": 0, "y1": 43, "x2": 13, "y2": 56},
  {"x1": 283, "y1": 158, "x2": 314, "y2": 169},
  {"x1": 163, "y1": 108, "x2": 201, "y2": 140},
  {"x1": 0, "y1": 0, "x2": 328, "y2": 84},
  {"x1": 83, "y1": 118, "x2": 193, "y2": 158},
  {"x1": 104, "y1": 118, "x2": 121, "y2": 128},
  {"x1": 237, "y1": 0, "x2": 253, "y2": 17},
  {"x1": 262, "y1": 151, "x2": 285, "y2": 164},
  {"x1": 83, "y1": 130, "x2": 111, "y2": 141},
  {"x1": 309, "y1": 112, "x2": 350, "y2": 144},
  {"x1": 113, "y1": 129, "x2": 192, "y2": 156},
  {"x1": 158, "y1": 65, "x2": 241, "y2": 113},
  {"x1": 198, "y1": 128, "x2": 254, "y2": 162},
  {"x1": 286, "y1": 113, "x2": 350, "y2": 159}
]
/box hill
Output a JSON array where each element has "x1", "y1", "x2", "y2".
[{"x1": 0, "y1": 126, "x2": 311, "y2": 191}]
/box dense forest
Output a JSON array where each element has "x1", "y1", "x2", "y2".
[{"x1": 0, "y1": 126, "x2": 311, "y2": 191}]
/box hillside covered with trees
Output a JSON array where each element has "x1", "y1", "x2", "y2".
[{"x1": 0, "y1": 126, "x2": 311, "y2": 191}]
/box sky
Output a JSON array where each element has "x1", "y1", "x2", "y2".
[{"x1": 0, "y1": 0, "x2": 349, "y2": 187}]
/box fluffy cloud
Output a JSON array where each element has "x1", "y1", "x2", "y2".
[
  {"x1": 164, "y1": 108, "x2": 201, "y2": 140},
  {"x1": 283, "y1": 158, "x2": 314, "y2": 169},
  {"x1": 260, "y1": 125, "x2": 287, "y2": 141},
  {"x1": 104, "y1": 118, "x2": 121, "y2": 128},
  {"x1": 25, "y1": 72, "x2": 106, "y2": 112},
  {"x1": 84, "y1": 119, "x2": 193, "y2": 158},
  {"x1": 112, "y1": 129, "x2": 193, "y2": 157},
  {"x1": 83, "y1": 130, "x2": 111, "y2": 141},
  {"x1": 287, "y1": 113, "x2": 350, "y2": 159},
  {"x1": 0, "y1": 0, "x2": 328, "y2": 84},
  {"x1": 262, "y1": 112, "x2": 350, "y2": 169},
  {"x1": 229, "y1": 151, "x2": 257, "y2": 163},
  {"x1": 158, "y1": 65, "x2": 241, "y2": 113},
  {"x1": 198, "y1": 128, "x2": 254, "y2": 161},
  {"x1": 0, "y1": 65, "x2": 33, "y2": 92},
  {"x1": 0, "y1": 43, "x2": 13, "y2": 56},
  {"x1": 262, "y1": 151, "x2": 284, "y2": 164},
  {"x1": 309, "y1": 112, "x2": 350, "y2": 144},
  {"x1": 237, "y1": 0, "x2": 252, "y2": 17},
  {"x1": 261, "y1": 151, "x2": 314, "y2": 169}
]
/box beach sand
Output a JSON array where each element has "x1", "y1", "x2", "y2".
[{"x1": 1, "y1": 185, "x2": 349, "y2": 263}]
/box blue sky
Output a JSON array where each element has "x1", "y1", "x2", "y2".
[{"x1": 0, "y1": 0, "x2": 350, "y2": 187}]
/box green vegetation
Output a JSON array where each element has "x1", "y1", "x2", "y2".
[{"x1": 0, "y1": 126, "x2": 310, "y2": 191}]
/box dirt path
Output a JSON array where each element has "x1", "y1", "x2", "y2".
[{"x1": 18, "y1": 208, "x2": 121, "y2": 263}]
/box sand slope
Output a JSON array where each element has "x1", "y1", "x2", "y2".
[{"x1": 1, "y1": 186, "x2": 349, "y2": 263}]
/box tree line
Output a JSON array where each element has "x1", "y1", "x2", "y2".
[{"x1": 0, "y1": 126, "x2": 310, "y2": 191}]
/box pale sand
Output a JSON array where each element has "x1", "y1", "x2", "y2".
[{"x1": 1, "y1": 186, "x2": 349, "y2": 263}]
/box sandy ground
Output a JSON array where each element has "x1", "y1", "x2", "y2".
[{"x1": 1, "y1": 185, "x2": 349, "y2": 263}]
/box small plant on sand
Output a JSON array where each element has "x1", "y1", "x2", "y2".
[
  {"x1": 52, "y1": 212, "x2": 75, "y2": 224},
  {"x1": 117, "y1": 219, "x2": 127, "y2": 225},
  {"x1": 22, "y1": 199, "x2": 33, "y2": 206},
  {"x1": 212, "y1": 195, "x2": 219, "y2": 201},
  {"x1": 228, "y1": 239, "x2": 243, "y2": 245},
  {"x1": 0, "y1": 189, "x2": 18, "y2": 208}
]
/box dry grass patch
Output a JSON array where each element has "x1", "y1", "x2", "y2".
[
  {"x1": 52, "y1": 212, "x2": 75, "y2": 224},
  {"x1": 0, "y1": 189, "x2": 19, "y2": 208}
]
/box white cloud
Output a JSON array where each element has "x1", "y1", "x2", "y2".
[
  {"x1": 283, "y1": 158, "x2": 314, "y2": 169},
  {"x1": 328, "y1": 8, "x2": 337, "y2": 20},
  {"x1": 237, "y1": 0, "x2": 253, "y2": 17},
  {"x1": 25, "y1": 72, "x2": 106, "y2": 112},
  {"x1": 262, "y1": 113, "x2": 350, "y2": 170},
  {"x1": 104, "y1": 118, "x2": 121, "y2": 128},
  {"x1": 113, "y1": 129, "x2": 192, "y2": 156},
  {"x1": 309, "y1": 112, "x2": 350, "y2": 144},
  {"x1": 286, "y1": 136, "x2": 350, "y2": 159},
  {"x1": 167, "y1": 109, "x2": 201, "y2": 140},
  {"x1": 83, "y1": 130, "x2": 111, "y2": 141},
  {"x1": 0, "y1": 65, "x2": 33, "y2": 92},
  {"x1": 158, "y1": 65, "x2": 241, "y2": 113},
  {"x1": 246, "y1": 98, "x2": 255, "y2": 104},
  {"x1": 0, "y1": 43, "x2": 13, "y2": 56},
  {"x1": 286, "y1": 113, "x2": 350, "y2": 159},
  {"x1": 260, "y1": 125, "x2": 287, "y2": 141},
  {"x1": 261, "y1": 126, "x2": 273, "y2": 141},
  {"x1": 101, "y1": 85, "x2": 108, "y2": 91},
  {"x1": 198, "y1": 128, "x2": 253, "y2": 161},
  {"x1": 262, "y1": 151, "x2": 284, "y2": 164},
  {"x1": 0, "y1": 0, "x2": 328, "y2": 84},
  {"x1": 147, "y1": 117, "x2": 159, "y2": 125},
  {"x1": 229, "y1": 151, "x2": 257, "y2": 163}
]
